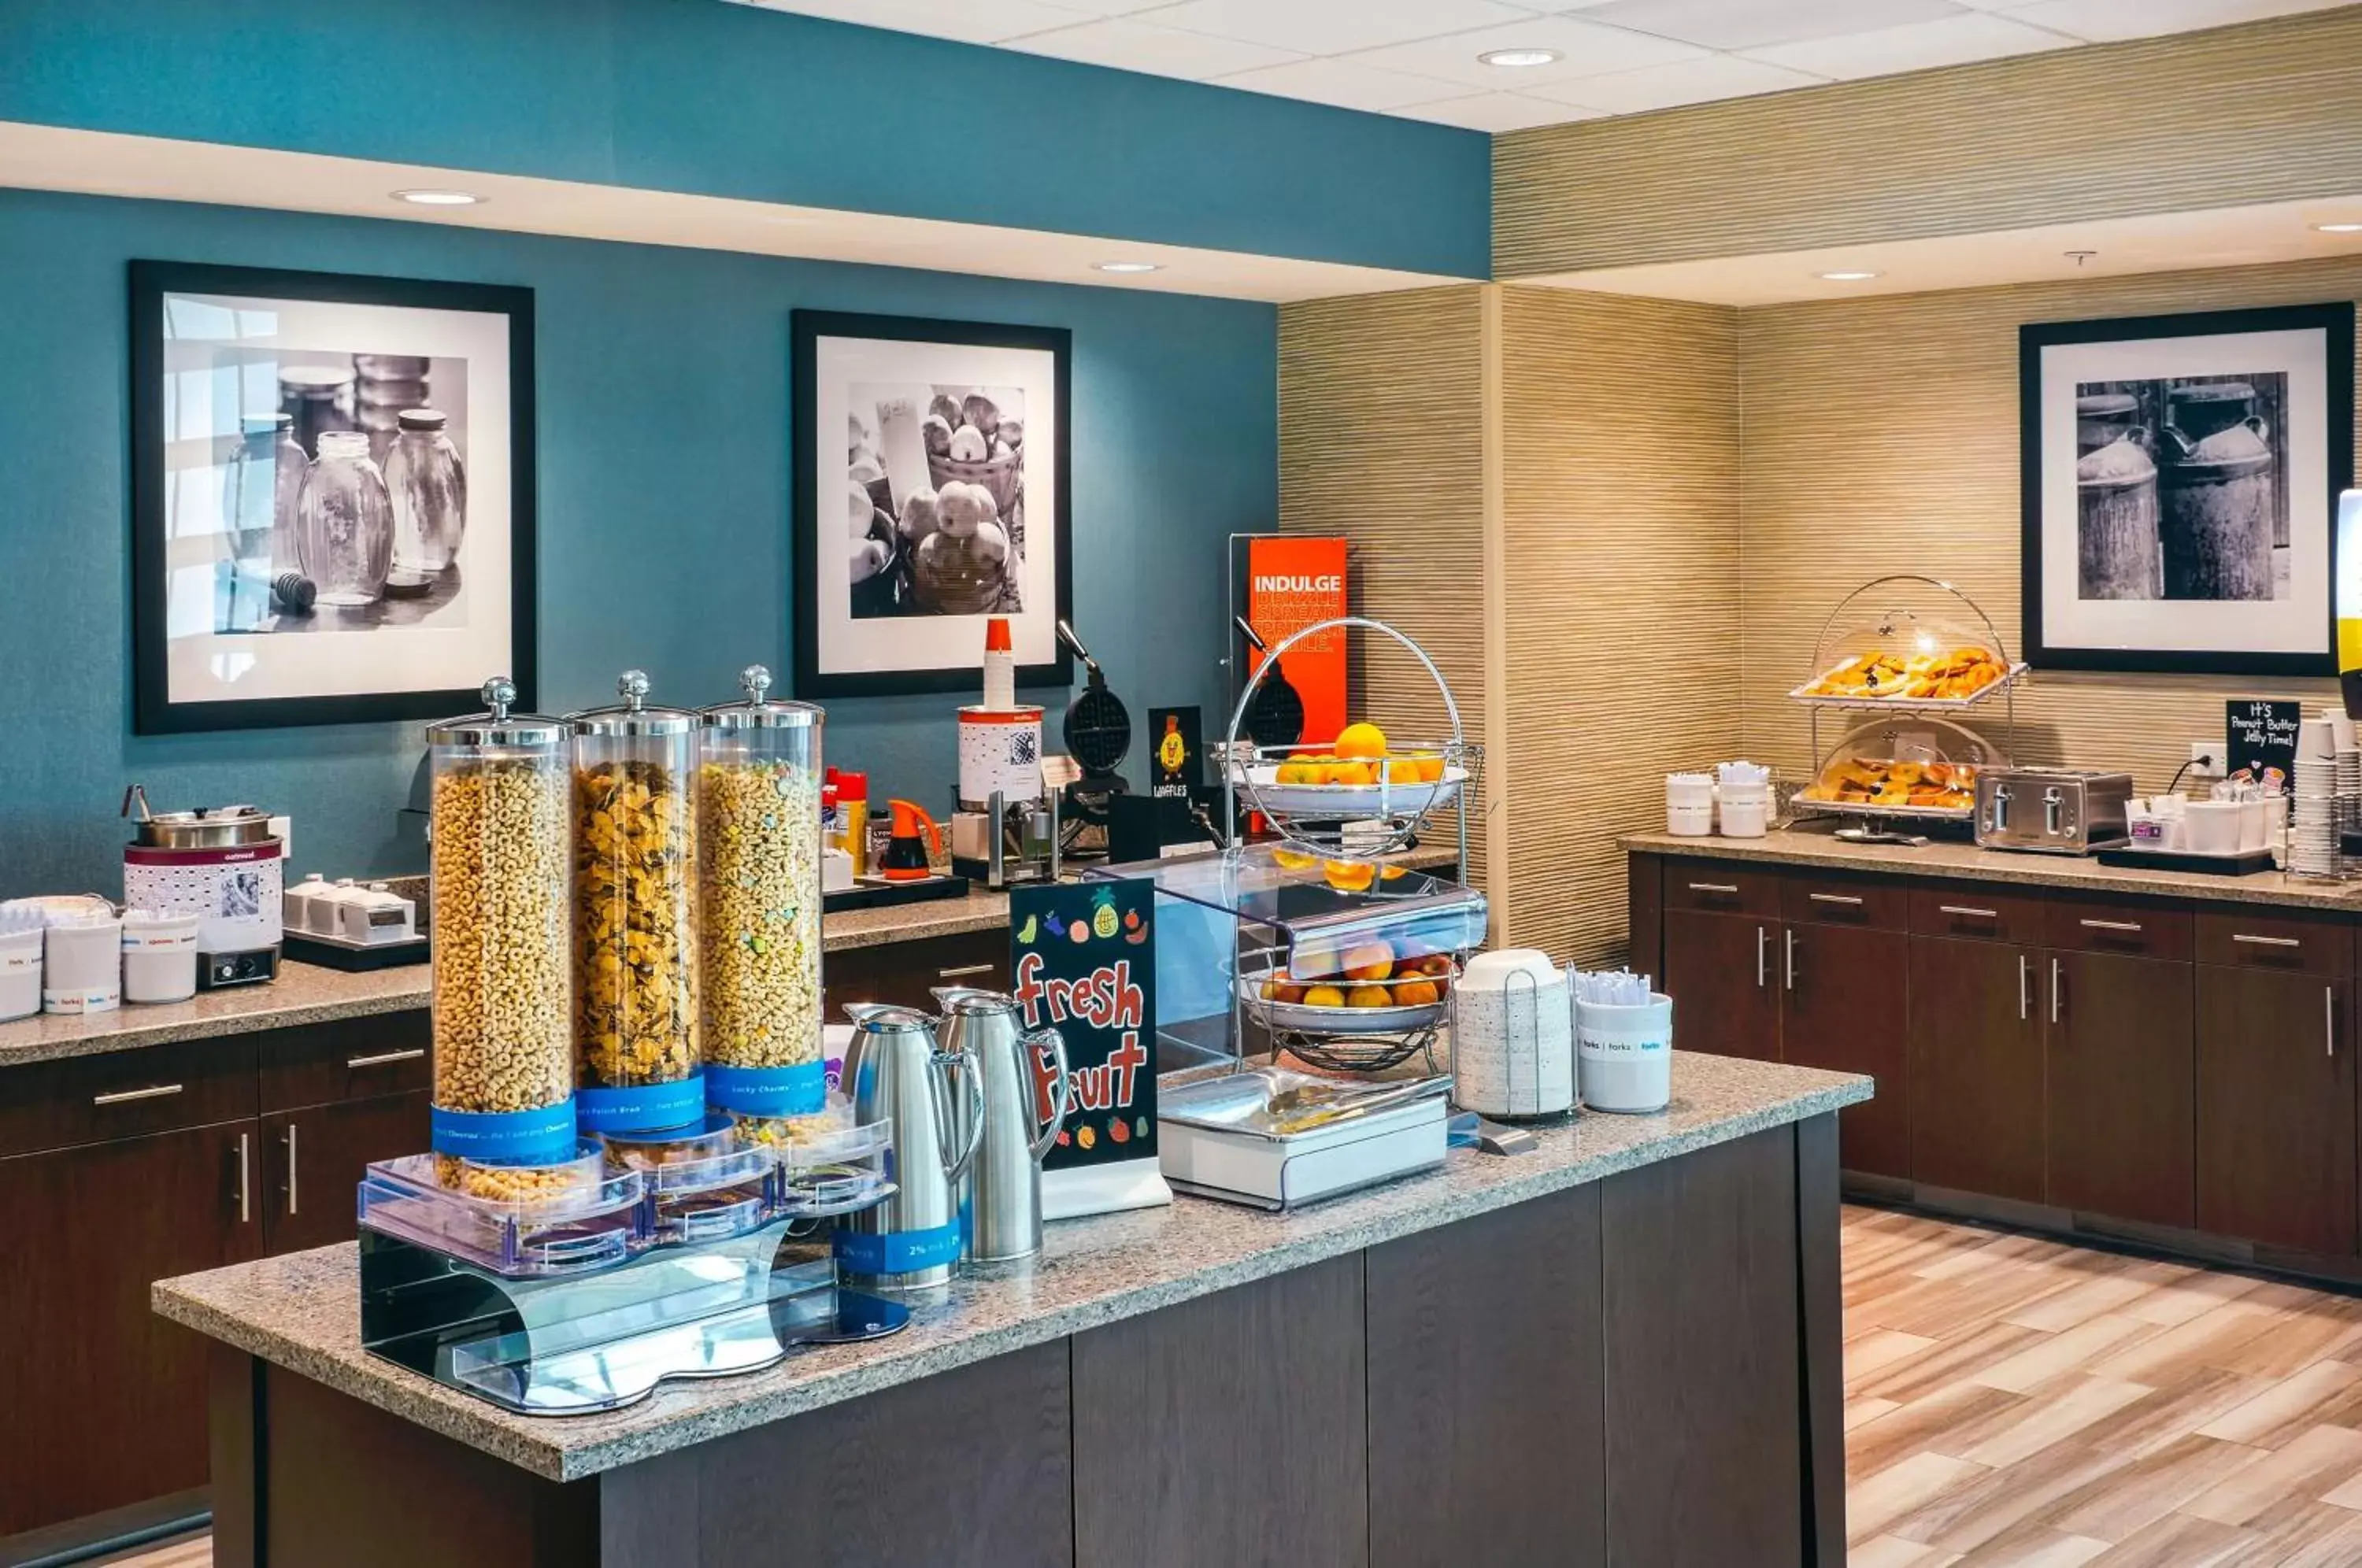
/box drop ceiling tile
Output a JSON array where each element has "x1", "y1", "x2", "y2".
[
  {"x1": 733, "y1": 0, "x2": 1095, "y2": 44},
  {"x1": 1142, "y1": 0, "x2": 1545, "y2": 58},
  {"x1": 1742, "y1": 10, "x2": 2073, "y2": 76},
  {"x1": 1215, "y1": 57, "x2": 1476, "y2": 111},
  {"x1": 1005, "y1": 16, "x2": 1303, "y2": 77},
  {"x1": 1345, "y1": 14, "x2": 1708, "y2": 91},
  {"x1": 1523, "y1": 51, "x2": 1824, "y2": 109},
  {"x1": 1394, "y1": 91, "x2": 1604, "y2": 130},
  {"x1": 1569, "y1": 0, "x2": 1968, "y2": 50},
  {"x1": 1998, "y1": 0, "x2": 2354, "y2": 42}
]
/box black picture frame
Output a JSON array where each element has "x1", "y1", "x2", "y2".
[
  {"x1": 129, "y1": 261, "x2": 537, "y2": 734},
  {"x1": 791, "y1": 309, "x2": 1073, "y2": 699},
  {"x1": 2019, "y1": 301, "x2": 2354, "y2": 678}
]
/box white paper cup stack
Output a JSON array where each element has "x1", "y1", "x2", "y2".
[{"x1": 2292, "y1": 714, "x2": 2340, "y2": 877}]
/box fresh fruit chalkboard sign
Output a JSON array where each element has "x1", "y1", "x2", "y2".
[{"x1": 1011, "y1": 878, "x2": 1161, "y2": 1213}]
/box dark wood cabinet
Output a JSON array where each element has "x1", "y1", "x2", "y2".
[
  {"x1": 1782, "y1": 921, "x2": 1910, "y2": 1177},
  {"x1": 1908, "y1": 937, "x2": 2045, "y2": 1204},
  {"x1": 0, "y1": 1122, "x2": 261, "y2": 1537},
  {"x1": 1661, "y1": 909, "x2": 1779, "y2": 1062},
  {"x1": 824, "y1": 930, "x2": 1009, "y2": 1017},
  {"x1": 2197, "y1": 967, "x2": 2356, "y2": 1256},
  {"x1": 263, "y1": 1091, "x2": 431, "y2": 1256},
  {"x1": 2045, "y1": 949, "x2": 2196, "y2": 1230}
]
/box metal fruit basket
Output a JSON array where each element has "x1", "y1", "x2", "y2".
[
  {"x1": 1236, "y1": 949, "x2": 1455, "y2": 1075},
  {"x1": 1222, "y1": 616, "x2": 1480, "y2": 861}
]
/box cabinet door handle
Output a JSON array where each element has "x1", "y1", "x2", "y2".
[
  {"x1": 1757, "y1": 926, "x2": 1768, "y2": 989},
  {"x1": 1786, "y1": 929, "x2": 1798, "y2": 991},
  {"x1": 235, "y1": 1132, "x2": 251, "y2": 1226},
  {"x1": 1687, "y1": 882, "x2": 1740, "y2": 895},
  {"x1": 936, "y1": 963, "x2": 995, "y2": 979},
  {"x1": 283, "y1": 1123, "x2": 299, "y2": 1216},
  {"x1": 2233, "y1": 933, "x2": 2302, "y2": 949},
  {"x1": 2330, "y1": 986, "x2": 2338, "y2": 1060},
  {"x1": 1940, "y1": 904, "x2": 1998, "y2": 920},
  {"x1": 2079, "y1": 918, "x2": 2142, "y2": 934},
  {"x1": 346, "y1": 1047, "x2": 426, "y2": 1069},
  {"x1": 2051, "y1": 958, "x2": 2063, "y2": 1025},
  {"x1": 92, "y1": 1082, "x2": 184, "y2": 1107},
  {"x1": 1808, "y1": 893, "x2": 1864, "y2": 906},
  {"x1": 2019, "y1": 955, "x2": 2031, "y2": 1021}
]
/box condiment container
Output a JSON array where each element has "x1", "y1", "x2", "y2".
[
  {"x1": 1665, "y1": 773, "x2": 1714, "y2": 837},
  {"x1": 0, "y1": 911, "x2": 41, "y2": 1023},
  {"x1": 44, "y1": 909, "x2": 123, "y2": 1015},
  {"x1": 284, "y1": 872, "x2": 329, "y2": 934},
  {"x1": 1576, "y1": 991, "x2": 1673, "y2": 1114},
  {"x1": 120, "y1": 909, "x2": 200, "y2": 1004},
  {"x1": 698, "y1": 665, "x2": 827, "y2": 1118},
  {"x1": 835, "y1": 769, "x2": 872, "y2": 878},
  {"x1": 426, "y1": 676, "x2": 576, "y2": 1165},
  {"x1": 571, "y1": 670, "x2": 703, "y2": 1135},
  {"x1": 2182, "y1": 800, "x2": 2244, "y2": 855}
]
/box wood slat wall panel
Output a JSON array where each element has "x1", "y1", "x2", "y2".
[
  {"x1": 1739, "y1": 255, "x2": 2362, "y2": 793},
  {"x1": 1500, "y1": 287, "x2": 1743, "y2": 966},
  {"x1": 1279, "y1": 287, "x2": 1491, "y2": 889},
  {"x1": 1494, "y1": 8, "x2": 2362, "y2": 278}
]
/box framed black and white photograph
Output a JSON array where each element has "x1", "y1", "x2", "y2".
[
  {"x1": 2020, "y1": 301, "x2": 2354, "y2": 676},
  {"x1": 792, "y1": 310, "x2": 1072, "y2": 698},
  {"x1": 131, "y1": 262, "x2": 536, "y2": 733}
]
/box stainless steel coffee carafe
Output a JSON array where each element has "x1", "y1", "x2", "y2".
[
  {"x1": 936, "y1": 988, "x2": 1074, "y2": 1266},
  {"x1": 835, "y1": 1004, "x2": 983, "y2": 1290}
]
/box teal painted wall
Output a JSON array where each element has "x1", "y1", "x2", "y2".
[
  {"x1": 0, "y1": 0, "x2": 1492, "y2": 279},
  {"x1": 0, "y1": 189, "x2": 1275, "y2": 895}
]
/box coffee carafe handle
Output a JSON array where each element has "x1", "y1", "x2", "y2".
[
  {"x1": 933, "y1": 1043, "x2": 987, "y2": 1186},
  {"x1": 1028, "y1": 1026, "x2": 1075, "y2": 1164}
]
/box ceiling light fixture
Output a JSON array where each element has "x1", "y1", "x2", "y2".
[
  {"x1": 2315, "y1": 222, "x2": 2362, "y2": 235},
  {"x1": 1479, "y1": 47, "x2": 1560, "y2": 67},
  {"x1": 1094, "y1": 261, "x2": 1161, "y2": 274},
  {"x1": 392, "y1": 188, "x2": 484, "y2": 207},
  {"x1": 1816, "y1": 270, "x2": 1880, "y2": 282}
]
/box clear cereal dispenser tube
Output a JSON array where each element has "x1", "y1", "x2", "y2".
[
  {"x1": 698, "y1": 666, "x2": 827, "y2": 1119},
  {"x1": 425, "y1": 677, "x2": 577, "y2": 1174},
  {"x1": 570, "y1": 669, "x2": 705, "y2": 1136}
]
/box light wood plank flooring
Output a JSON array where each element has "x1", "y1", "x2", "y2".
[
  {"x1": 96, "y1": 1204, "x2": 2362, "y2": 1568},
  {"x1": 1846, "y1": 1204, "x2": 2362, "y2": 1565}
]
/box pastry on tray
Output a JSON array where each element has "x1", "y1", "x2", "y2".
[
  {"x1": 1802, "y1": 645, "x2": 2007, "y2": 701},
  {"x1": 1801, "y1": 756, "x2": 1977, "y2": 812}
]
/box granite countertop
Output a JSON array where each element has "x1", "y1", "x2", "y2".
[
  {"x1": 153, "y1": 1051, "x2": 1867, "y2": 1483},
  {"x1": 0, "y1": 845, "x2": 1464, "y2": 1068},
  {"x1": 1624, "y1": 827, "x2": 2362, "y2": 911}
]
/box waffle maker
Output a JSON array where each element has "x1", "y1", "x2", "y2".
[
  {"x1": 1233, "y1": 617, "x2": 1305, "y2": 749},
  {"x1": 1055, "y1": 619, "x2": 1132, "y2": 849}
]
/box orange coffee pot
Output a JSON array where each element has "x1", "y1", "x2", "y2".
[{"x1": 879, "y1": 798, "x2": 943, "y2": 882}]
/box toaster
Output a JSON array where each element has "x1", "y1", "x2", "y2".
[{"x1": 1975, "y1": 768, "x2": 2134, "y2": 855}]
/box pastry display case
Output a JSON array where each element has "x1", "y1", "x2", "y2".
[{"x1": 1790, "y1": 576, "x2": 2020, "y2": 833}]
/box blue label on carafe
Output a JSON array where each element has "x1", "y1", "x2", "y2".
[{"x1": 834, "y1": 1222, "x2": 962, "y2": 1276}]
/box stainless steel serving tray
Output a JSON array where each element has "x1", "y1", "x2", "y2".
[{"x1": 1161, "y1": 1067, "x2": 1452, "y2": 1143}]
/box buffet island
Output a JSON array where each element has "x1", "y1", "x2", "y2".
[{"x1": 155, "y1": 1048, "x2": 1866, "y2": 1568}]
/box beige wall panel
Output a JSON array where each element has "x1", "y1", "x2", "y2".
[
  {"x1": 1740, "y1": 255, "x2": 2362, "y2": 796},
  {"x1": 1279, "y1": 286, "x2": 1491, "y2": 885},
  {"x1": 1495, "y1": 9, "x2": 2362, "y2": 278},
  {"x1": 1501, "y1": 287, "x2": 1743, "y2": 966}
]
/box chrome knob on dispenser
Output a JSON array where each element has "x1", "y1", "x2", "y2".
[{"x1": 936, "y1": 987, "x2": 1073, "y2": 1267}]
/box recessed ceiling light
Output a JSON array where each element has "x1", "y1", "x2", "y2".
[
  {"x1": 1094, "y1": 261, "x2": 1161, "y2": 274},
  {"x1": 392, "y1": 188, "x2": 484, "y2": 207},
  {"x1": 2315, "y1": 222, "x2": 2362, "y2": 235},
  {"x1": 1479, "y1": 47, "x2": 1560, "y2": 67},
  {"x1": 1816, "y1": 270, "x2": 1881, "y2": 282}
]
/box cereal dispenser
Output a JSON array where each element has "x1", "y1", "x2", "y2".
[
  {"x1": 697, "y1": 665, "x2": 827, "y2": 1119},
  {"x1": 425, "y1": 677, "x2": 576, "y2": 1167},
  {"x1": 570, "y1": 670, "x2": 704, "y2": 1134}
]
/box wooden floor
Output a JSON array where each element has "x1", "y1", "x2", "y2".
[
  {"x1": 1846, "y1": 1204, "x2": 2362, "y2": 1565},
  {"x1": 94, "y1": 1204, "x2": 2362, "y2": 1568}
]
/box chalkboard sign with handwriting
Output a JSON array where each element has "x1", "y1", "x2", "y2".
[
  {"x1": 2227, "y1": 699, "x2": 2301, "y2": 793},
  {"x1": 1011, "y1": 878, "x2": 1156, "y2": 1171}
]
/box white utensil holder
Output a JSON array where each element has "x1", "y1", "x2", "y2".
[
  {"x1": 1575, "y1": 993, "x2": 1672, "y2": 1115},
  {"x1": 0, "y1": 927, "x2": 39, "y2": 1023}
]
